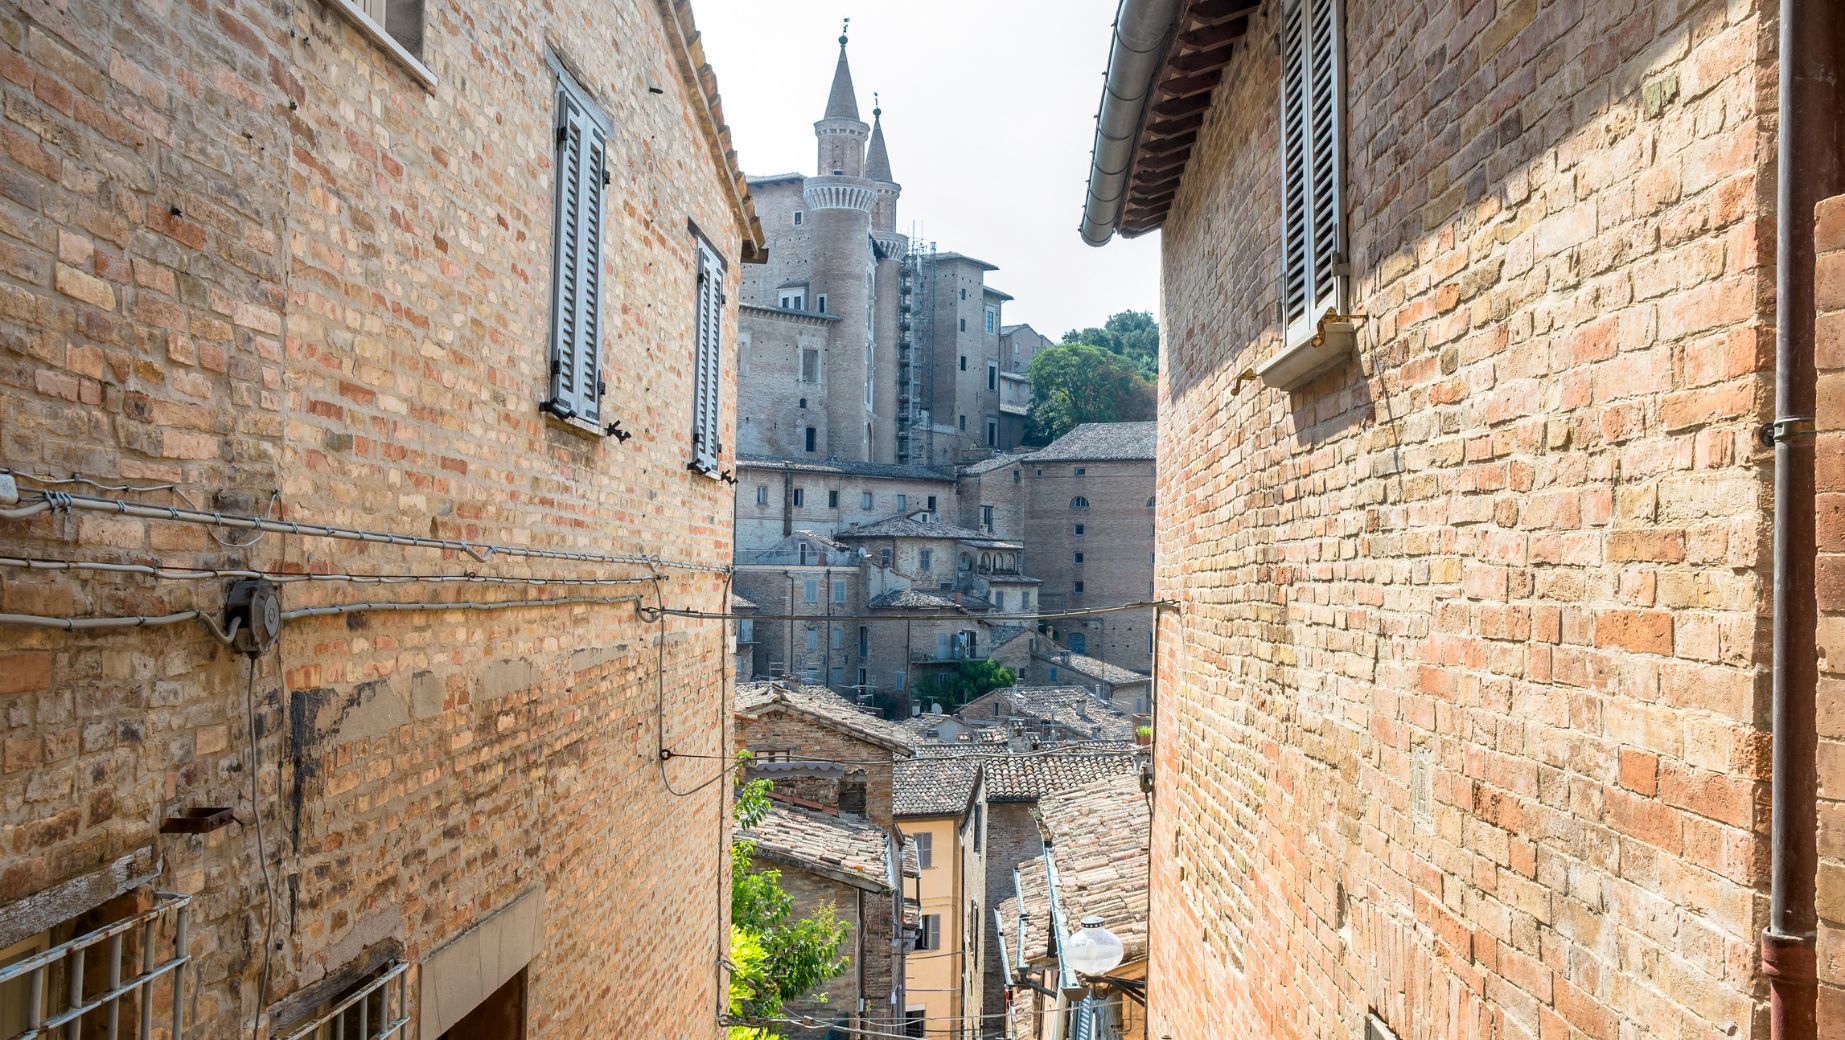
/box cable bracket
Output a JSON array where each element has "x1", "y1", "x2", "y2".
[{"x1": 1759, "y1": 415, "x2": 1817, "y2": 447}]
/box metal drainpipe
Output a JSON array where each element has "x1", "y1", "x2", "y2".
[{"x1": 1765, "y1": 0, "x2": 1842, "y2": 1037}]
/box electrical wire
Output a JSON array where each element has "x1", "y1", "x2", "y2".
[
  {"x1": 0, "y1": 608, "x2": 243, "y2": 643},
  {"x1": 243, "y1": 654, "x2": 276, "y2": 1040},
  {"x1": 4, "y1": 469, "x2": 278, "y2": 548},
  {"x1": 1, "y1": 488, "x2": 730, "y2": 574},
  {"x1": 676, "y1": 739, "x2": 1148, "y2": 768},
  {"x1": 0, "y1": 554, "x2": 660, "y2": 588},
  {"x1": 664, "y1": 600, "x2": 1174, "y2": 624}
]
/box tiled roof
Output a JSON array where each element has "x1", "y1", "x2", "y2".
[
  {"x1": 960, "y1": 454, "x2": 1026, "y2": 477},
  {"x1": 837, "y1": 515, "x2": 991, "y2": 541},
  {"x1": 982, "y1": 747, "x2": 1142, "y2": 803},
  {"x1": 1038, "y1": 773, "x2": 1151, "y2": 961},
  {"x1": 731, "y1": 593, "x2": 759, "y2": 611},
  {"x1": 1002, "y1": 855, "x2": 1055, "y2": 967},
  {"x1": 894, "y1": 755, "x2": 982, "y2": 818},
  {"x1": 1002, "y1": 687, "x2": 1138, "y2": 741},
  {"x1": 1026, "y1": 422, "x2": 1157, "y2": 462},
  {"x1": 1037, "y1": 650, "x2": 1149, "y2": 687},
  {"x1": 736, "y1": 454, "x2": 955, "y2": 482},
  {"x1": 735, "y1": 682, "x2": 914, "y2": 754},
  {"x1": 744, "y1": 803, "x2": 892, "y2": 892},
  {"x1": 867, "y1": 588, "x2": 962, "y2": 611}
]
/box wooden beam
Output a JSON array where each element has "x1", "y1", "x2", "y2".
[
  {"x1": 1170, "y1": 43, "x2": 1238, "y2": 74},
  {"x1": 1188, "y1": 0, "x2": 1260, "y2": 24},
  {"x1": 1154, "y1": 69, "x2": 1227, "y2": 101},
  {"x1": 1151, "y1": 92, "x2": 1215, "y2": 119},
  {"x1": 1144, "y1": 111, "x2": 1206, "y2": 138},
  {"x1": 1177, "y1": 20, "x2": 1249, "y2": 50}
]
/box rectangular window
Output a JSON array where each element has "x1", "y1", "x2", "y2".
[
  {"x1": 831, "y1": 627, "x2": 845, "y2": 649},
  {"x1": 986, "y1": 418, "x2": 998, "y2": 447},
  {"x1": 779, "y1": 289, "x2": 806, "y2": 311},
  {"x1": 1073, "y1": 581, "x2": 1084, "y2": 594},
  {"x1": 894, "y1": 671, "x2": 906, "y2": 692},
  {"x1": 987, "y1": 361, "x2": 998, "y2": 391},
  {"x1": 545, "y1": 62, "x2": 612, "y2": 428},
  {"x1": 896, "y1": 494, "x2": 908, "y2": 511},
  {"x1": 690, "y1": 237, "x2": 725, "y2": 475},
  {"x1": 804, "y1": 580, "x2": 819, "y2": 604},
  {"x1": 738, "y1": 618, "x2": 754, "y2": 642},
  {"x1": 738, "y1": 331, "x2": 751, "y2": 377},
  {"x1": 919, "y1": 549, "x2": 933, "y2": 571},
  {"x1": 994, "y1": 591, "x2": 1005, "y2": 610},
  {"x1": 806, "y1": 628, "x2": 819, "y2": 651},
  {"x1": 960, "y1": 355, "x2": 968, "y2": 371},
  {"x1": 984, "y1": 306, "x2": 997, "y2": 334},
  {"x1": 1021, "y1": 591, "x2": 1031, "y2": 609},
  {"x1": 958, "y1": 415, "x2": 967, "y2": 431},
  {"x1": 915, "y1": 832, "x2": 934, "y2": 869},
  {"x1": 959, "y1": 318, "x2": 967, "y2": 332},
  {"x1": 926, "y1": 495, "x2": 937, "y2": 512},
  {"x1": 1074, "y1": 467, "x2": 1086, "y2": 476},
  {"x1": 1074, "y1": 523, "x2": 1085, "y2": 536},
  {"x1": 1074, "y1": 552, "x2": 1085, "y2": 565},
  {"x1": 880, "y1": 548, "x2": 892, "y2": 568},
  {"x1": 801, "y1": 348, "x2": 820, "y2": 382},
  {"x1": 792, "y1": 488, "x2": 805, "y2": 507},
  {"x1": 755, "y1": 485, "x2": 768, "y2": 506},
  {"x1": 832, "y1": 580, "x2": 848, "y2": 605},
  {"x1": 828, "y1": 489, "x2": 840, "y2": 508},
  {"x1": 333, "y1": 0, "x2": 427, "y2": 72},
  {"x1": 1279, "y1": 0, "x2": 1348, "y2": 350},
  {"x1": 858, "y1": 667, "x2": 868, "y2": 687},
  {"x1": 862, "y1": 491, "x2": 874, "y2": 510},
  {"x1": 804, "y1": 427, "x2": 817, "y2": 452},
  {"x1": 859, "y1": 626, "x2": 869, "y2": 656},
  {"x1": 981, "y1": 505, "x2": 994, "y2": 530},
  {"x1": 816, "y1": 294, "x2": 828, "y2": 314},
  {"x1": 792, "y1": 210, "x2": 804, "y2": 226}
]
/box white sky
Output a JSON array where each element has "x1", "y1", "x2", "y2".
[{"x1": 693, "y1": 0, "x2": 1162, "y2": 340}]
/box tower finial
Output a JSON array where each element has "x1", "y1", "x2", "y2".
[
  {"x1": 840, "y1": 17, "x2": 849, "y2": 47},
  {"x1": 873, "y1": 92, "x2": 881, "y2": 119}
]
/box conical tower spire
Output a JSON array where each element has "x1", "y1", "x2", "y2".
[
  {"x1": 824, "y1": 24, "x2": 859, "y2": 121},
  {"x1": 866, "y1": 96, "x2": 892, "y2": 182}
]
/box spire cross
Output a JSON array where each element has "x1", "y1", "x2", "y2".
[{"x1": 839, "y1": 17, "x2": 849, "y2": 46}]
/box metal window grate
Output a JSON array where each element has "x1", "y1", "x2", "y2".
[
  {"x1": 0, "y1": 890, "x2": 192, "y2": 1040},
  {"x1": 276, "y1": 961, "x2": 410, "y2": 1040}
]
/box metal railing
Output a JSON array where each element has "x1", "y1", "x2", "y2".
[
  {"x1": 276, "y1": 961, "x2": 410, "y2": 1040},
  {"x1": 0, "y1": 891, "x2": 191, "y2": 1040}
]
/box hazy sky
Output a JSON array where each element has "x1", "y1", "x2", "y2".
[{"x1": 694, "y1": 0, "x2": 1162, "y2": 339}]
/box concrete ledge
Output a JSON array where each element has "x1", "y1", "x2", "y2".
[{"x1": 418, "y1": 888, "x2": 544, "y2": 1040}]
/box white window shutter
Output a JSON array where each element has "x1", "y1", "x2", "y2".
[
  {"x1": 547, "y1": 69, "x2": 609, "y2": 427},
  {"x1": 690, "y1": 240, "x2": 725, "y2": 474},
  {"x1": 1279, "y1": 0, "x2": 1346, "y2": 351}
]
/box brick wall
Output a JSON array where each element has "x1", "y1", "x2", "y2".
[
  {"x1": 1026, "y1": 459, "x2": 1155, "y2": 672},
  {"x1": 1816, "y1": 191, "x2": 1845, "y2": 1029},
  {"x1": 0, "y1": 0, "x2": 750, "y2": 1035},
  {"x1": 1152, "y1": 0, "x2": 1775, "y2": 1038},
  {"x1": 979, "y1": 801, "x2": 1044, "y2": 1019}
]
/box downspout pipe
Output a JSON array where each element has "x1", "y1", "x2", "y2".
[
  {"x1": 1080, "y1": 0, "x2": 1183, "y2": 246},
  {"x1": 1765, "y1": 0, "x2": 1843, "y2": 1037}
]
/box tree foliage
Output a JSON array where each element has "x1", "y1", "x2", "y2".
[
  {"x1": 1024, "y1": 340, "x2": 1156, "y2": 445},
  {"x1": 1061, "y1": 309, "x2": 1160, "y2": 378},
  {"x1": 912, "y1": 660, "x2": 1016, "y2": 713},
  {"x1": 728, "y1": 764, "x2": 850, "y2": 1037}
]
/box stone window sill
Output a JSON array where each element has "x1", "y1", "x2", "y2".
[{"x1": 323, "y1": 0, "x2": 437, "y2": 91}]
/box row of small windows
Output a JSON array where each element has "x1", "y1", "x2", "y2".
[{"x1": 756, "y1": 488, "x2": 937, "y2": 513}]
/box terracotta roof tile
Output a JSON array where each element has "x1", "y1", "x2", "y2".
[
  {"x1": 893, "y1": 756, "x2": 981, "y2": 817},
  {"x1": 744, "y1": 803, "x2": 891, "y2": 892},
  {"x1": 735, "y1": 681, "x2": 914, "y2": 754},
  {"x1": 1039, "y1": 773, "x2": 1151, "y2": 961}
]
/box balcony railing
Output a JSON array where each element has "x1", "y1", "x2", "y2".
[
  {"x1": 0, "y1": 891, "x2": 192, "y2": 1040},
  {"x1": 912, "y1": 646, "x2": 985, "y2": 664}
]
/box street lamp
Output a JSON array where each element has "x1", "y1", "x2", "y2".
[{"x1": 1064, "y1": 916, "x2": 1124, "y2": 978}]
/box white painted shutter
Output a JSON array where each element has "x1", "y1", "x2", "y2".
[
  {"x1": 1279, "y1": 0, "x2": 1346, "y2": 350},
  {"x1": 547, "y1": 77, "x2": 608, "y2": 425},
  {"x1": 690, "y1": 239, "x2": 725, "y2": 474}
]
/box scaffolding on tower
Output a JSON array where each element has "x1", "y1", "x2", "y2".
[{"x1": 896, "y1": 235, "x2": 937, "y2": 467}]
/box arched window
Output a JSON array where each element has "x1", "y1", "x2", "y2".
[
  {"x1": 1070, "y1": 496, "x2": 1089, "y2": 510},
  {"x1": 1146, "y1": 496, "x2": 1155, "y2": 508}
]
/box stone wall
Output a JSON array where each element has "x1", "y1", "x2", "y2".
[
  {"x1": 0, "y1": 0, "x2": 749, "y2": 1035},
  {"x1": 1152, "y1": 0, "x2": 1775, "y2": 1038}
]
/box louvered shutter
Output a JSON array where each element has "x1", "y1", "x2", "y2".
[
  {"x1": 1279, "y1": 0, "x2": 1346, "y2": 350},
  {"x1": 1070, "y1": 999, "x2": 1096, "y2": 1040},
  {"x1": 547, "y1": 72, "x2": 609, "y2": 426},
  {"x1": 690, "y1": 239, "x2": 725, "y2": 474}
]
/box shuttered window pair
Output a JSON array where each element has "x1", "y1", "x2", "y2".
[
  {"x1": 1278, "y1": 0, "x2": 1347, "y2": 350},
  {"x1": 546, "y1": 60, "x2": 611, "y2": 428},
  {"x1": 690, "y1": 238, "x2": 726, "y2": 475}
]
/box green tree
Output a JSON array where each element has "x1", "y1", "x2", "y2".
[
  {"x1": 912, "y1": 660, "x2": 1016, "y2": 713},
  {"x1": 1025, "y1": 341, "x2": 1156, "y2": 444},
  {"x1": 1062, "y1": 309, "x2": 1160, "y2": 377},
  {"x1": 728, "y1": 764, "x2": 851, "y2": 1038}
]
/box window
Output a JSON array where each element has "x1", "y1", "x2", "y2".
[
  {"x1": 974, "y1": 803, "x2": 983, "y2": 853},
  {"x1": 859, "y1": 626, "x2": 870, "y2": 656},
  {"x1": 959, "y1": 318, "x2": 967, "y2": 332},
  {"x1": 779, "y1": 289, "x2": 806, "y2": 311},
  {"x1": 828, "y1": 489, "x2": 840, "y2": 508},
  {"x1": 1074, "y1": 523, "x2": 1085, "y2": 536},
  {"x1": 1069, "y1": 633, "x2": 1087, "y2": 654},
  {"x1": 806, "y1": 628, "x2": 819, "y2": 650},
  {"x1": 915, "y1": 832, "x2": 934, "y2": 869},
  {"x1": 801, "y1": 347, "x2": 820, "y2": 382},
  {"x1": 1279, "y1": 0, "x2": 1348, "y2": 350},
  {"x1": 832, "y1": 627, "x2": 845, "y2": 649},
  {"x1": 804, "y1": 581, "x2": 819, "y2": 604},
  {"x1": 960, "y1": 288, "x2": 968, "y2": 300},
  {"x1": 1021, "y1": 591, "x2": 1031, "y2": 609},
  {"x1": 919, "y1": 549, "x2": 933, "y2": 571},
  {"x1": 332, "y1": 0, "x2": 427, "y2": 73},
  {"x1": 958, "y1": 415, "x2": 967, "y2": 431},
  {"x1": 755, "y1": 485, "x2": 768, "y2": 506},
  {"x1": 1074, "y1": 467, "x2": 1086, "y2": 476},
  {"x1": 738, "y1": 330, "x2": 751, "y2": 378},
  {"x1": 792, "y1": 210, "x2": 804, "y2": 226},
  {"x1": 986, "y1": 417, "x2": 997, "y2": 447},
  {"x1": 926, "y1": 495, "x2": 937, "y2": 511},
  {"x1": 832, "y1": 580, "x2": 848, "y2": 605},
  {"x1": 959, "y1": 355, "x2": 968, "y2": 372},
  {"x1": 738, "y1": 618, "x2": 754, "y2": 642},
  {"x1": 984, "y1": 306, "x2": 997, "y2": 334},
  {"x1": 1074, "y1": 551, "x2": 1085, "y2": 565},
  {"x1": 690, "y1": 237, "x2": 725, "y2": 474},
  {"x1": 1013, "y1": 469, "x2": 1022, "y2": 484},
  {"x1": 880, "y1": 547, "x2": 893, "y2": 568},
  {"x1": 862, "y1": 491, "x2": 874, "y2": 510},
  {"x1": 896, "y1": 494, "x2": 908, "y2": 511},
  {"x1": 816, "y1": 294, "x2": 828, "y2": 314},
  {"x1": 981, "y1": 505, "x2": 994, "y2": 530},
  {"x1": 917, "y1": 914, "x2": 941, "y2": 950},
  {"x1": 894, "y1": 671, "x2": 906, "y2": 692},
  {"x1": 804, "y1": 427, "x2": 817, "y2": 452},
  {"x1": 544, "y1": 61, "x2": 612, "y2": 429},
  {"x1": 793, "y1": 488, "x2": 805, "y2": 507},
  {"x1": 987, "y1": 362, "x2": 998, "y2": 391},
  {"x1": 1049, "y1": 666, "x2": 1059, "y2": 681},
  {"x1": 798, "y1": 397, "x2": 808, "y2": 409},
  {"x1": 1073, "y1": 581, "x2": 1085, "y2": 594},
  {"x1": 994, "y1": 591, "x2": 1006, "y2": 610},
  {"x1": 1071, "y1": 496, "x2": 1090, "y2": 509},
  {"x1": 1147, "y1": 496, "x2": 1156, "y2": 508},
  {"x1": 906, "y1": 1010, "x2": 927, "y2": 1038}
]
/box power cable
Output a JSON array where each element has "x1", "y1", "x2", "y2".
[
  {"x1": 4, "y1": 469, "x2": 278, "y2": 548},
  {"x1": 0, "y1": 554, "x2": 660, "y2": 588}
]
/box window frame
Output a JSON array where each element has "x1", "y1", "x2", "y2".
[
  {"x1": 327, "y1": 0, "x2": 435, "y2": 88},
  {"x1": 541, "y1": 56, "x2": 614, "y2": 434},
  {"x1": 688, "y1": 232, "x2": 727, "y2": 476},
  {"x1": 1277, "y1": 0, "x2": 1349, "y2": 353}
]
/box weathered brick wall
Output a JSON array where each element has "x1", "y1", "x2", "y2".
[
  {"x1": 1026, "y1": 458, "x2": 1155, "y2": 672},
  {"x1": 1816, "y1": 191, "x2": 1845, "y2": 1029},
  {"x1": 766, "y1": 864, "x2": 882, "y2": 1028},
  {"x1": 979, "y1": 801, "x2": 1044, "y2": 1019},
  {"x1": 1153, "y1": 1, "x2": 1775, "y2": 1038},
  {"x1": 0, "y1": 0, "x2": 748, "y2": 1035},
  {"x1": 736, "y1": 708, "x2": 897, "y2": 826},
  {"x1": 736, "y1": 307, "x2": 835, "y2": 459}
]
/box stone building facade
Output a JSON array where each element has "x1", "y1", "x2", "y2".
[
  {"x1": 1078, "y1": 0, "x2": 1842, "y2": 1038},
  {"x1": 0, "y1": 0, "x2": 759, "y2": 1036}
]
